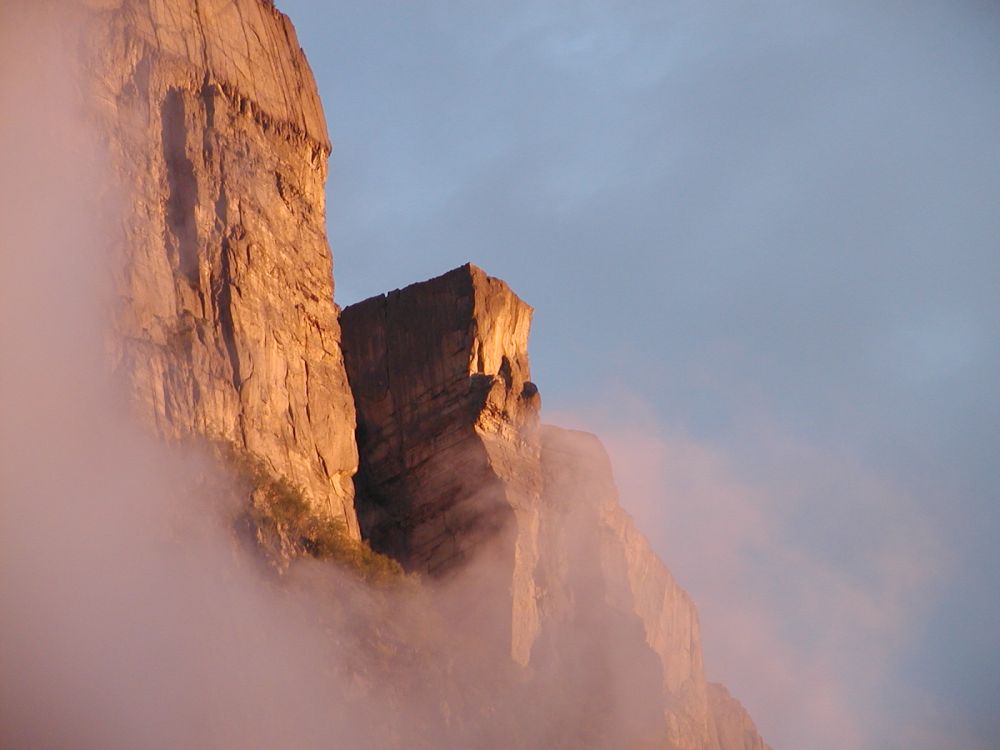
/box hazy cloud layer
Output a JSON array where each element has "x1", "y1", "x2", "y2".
[
  {"x1": 279, "y1": 1, "x2": 1000, "y2": 748},
  {"x1": 551, "y1": 399, "x2": 945, "y2": 750},
  {"x1": 1, "y1": 8, "x2": 700, "y2": 749}
]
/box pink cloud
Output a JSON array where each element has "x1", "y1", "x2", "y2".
[{"x1": 548, "y1": 393, "x2": 945, "y2": 750}]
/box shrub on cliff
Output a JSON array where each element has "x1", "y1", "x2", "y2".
[{"x1": 214, "y1": 441, "x2": 404, "y2": 585}]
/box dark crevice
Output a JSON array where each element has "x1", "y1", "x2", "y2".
[
  {"x1": 161, "y1": 88, "x2": 200, "y2": 285},
  {"x1": 214, "y1": 164, "x2": 228, "y2": 229},
  {"x1": 201, "y1": 76, "x2": 217, "y2": 165},
  {"x1": 498, "y1": 355, "x2": 513, "y2": 388},
  {"x1": 218, "y1": 237, "x2": 243, "y2": 393}
]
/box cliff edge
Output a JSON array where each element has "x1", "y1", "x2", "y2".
[{"x1": 82, "y1": 0, "x2": 359, "y2": 533}]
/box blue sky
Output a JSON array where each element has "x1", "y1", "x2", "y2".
[{"x1": 278, "y1": 2, "x2": 1000, "y2": 748}]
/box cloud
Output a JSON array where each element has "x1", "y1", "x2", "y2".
[
  {"x1": 551, "y1": 392, "x2": 945, "y2": 750},
  {"x1": 4, "y1": 3, "x2": 994, "y2": 748},
  {"x1": 1, "y1": 9, "x2": 762, "y2": 749}
]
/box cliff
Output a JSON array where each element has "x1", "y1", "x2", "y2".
[
  {"x1": 66, "y1": 1, "x2": 775, "y2": 747},
  {"x1": 82, "y1": 0, "x2": 359, "y2": 533},
  {"x1": 535, "y1": 426, "x2": 719, "y2": 750},
  {"x1": 342, "y1": 264, "x2": 543, "y2": 664},
  {"x1": 708, "y1": 684, "x2": 775, "y2": 750},
  {"x1": 342, "y1": 266, "x2": 773, "y2": 750}
]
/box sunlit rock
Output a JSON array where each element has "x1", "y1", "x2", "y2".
[{"x1": 80, "y1": 0, "x2": 359, "y2": 533}]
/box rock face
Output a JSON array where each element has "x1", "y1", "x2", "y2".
[
  {"x1": 81, "y1": 0, "x2": 359, "y2": 532},
  {"x1": 72, "y1": 1, "x2": 775, "y2": 746},
  {"x1": 708, "y1": 684, "x2": 775, "y2": 750},
  {"x1": 342, "y1": 264, "x2": 543, "y2": 664},
  {"x1": 343, "y1": 265, "x2": 774, "y2": 750},
  {"x1": 535, "y1": 426, "x2": 720, "y2": 750}
]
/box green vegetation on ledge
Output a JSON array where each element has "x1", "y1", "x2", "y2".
[{"x1": 217, "y1": 442, "x2": 405, "y2": 585}]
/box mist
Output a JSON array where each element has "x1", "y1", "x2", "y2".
[
  {"x1": 270, "y1": 1, "x2": 1000, "y2": 748},
  {"x1": 0, "y1": 6, "x2": 363, "y2": 747},
  {"x1": 7, "y1": 2, "x2": 997, "y2": 748},
  {"x1": 0, "y1": 6, "x2": 685, "y2": 749}
]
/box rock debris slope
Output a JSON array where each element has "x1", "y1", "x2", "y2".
[{"x1": 76, "y1": 0, "x2": 774, "y2": 747}]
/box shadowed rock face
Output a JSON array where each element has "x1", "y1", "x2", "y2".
[
  {"x1": 343, "y1": 264, "x2": 773, "y2": 750},
  {"x1": 80, "y1": 0, "x2": 359, "y2": 533},
  {"x1": 342, "y1": 264, "x2": 543, "y2": 663},
  {"x1": 342, "y1": 264, "x2": 539, "y2": 572}
]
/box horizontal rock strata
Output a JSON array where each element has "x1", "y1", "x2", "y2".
[{"x1": 342, "y1": 263, "x2": 543, "y2": 663}]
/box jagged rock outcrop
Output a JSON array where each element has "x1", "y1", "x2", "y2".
[
  {"x1": 79, "y1": 0, "x2": 359, "y2": 532},
  {"x1": 342, "y1": 264, "x2": 543, "y2": 664},
  {"x1": 343, "y1": 265, "x2": 773, "y2": 750}
]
